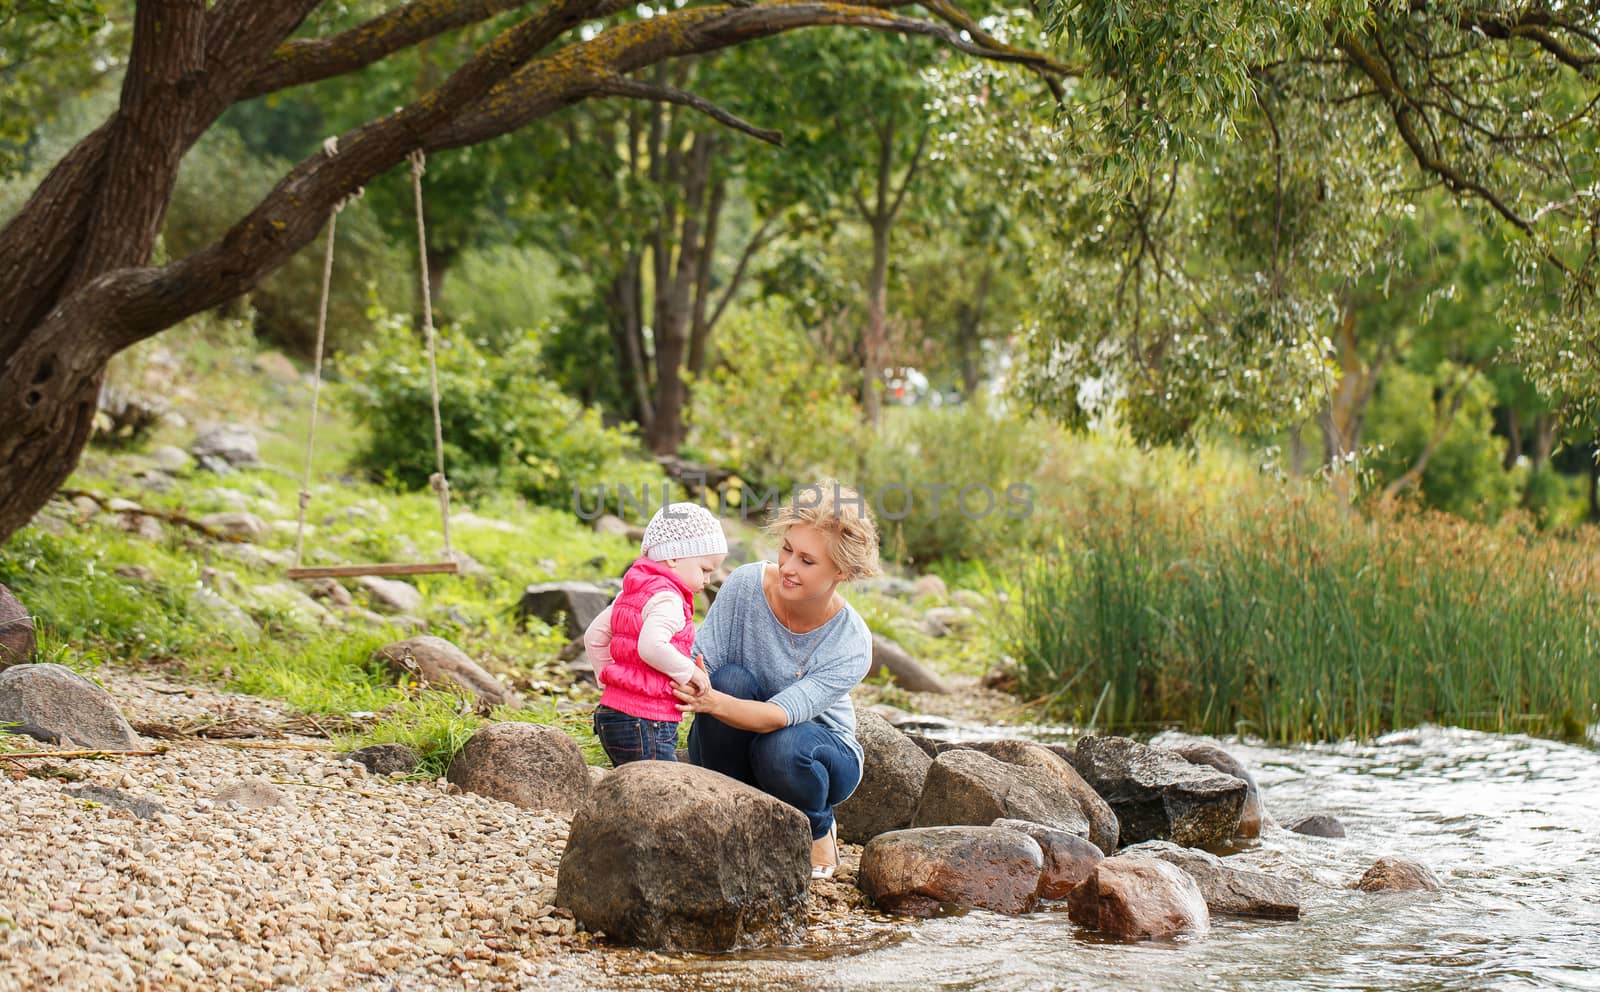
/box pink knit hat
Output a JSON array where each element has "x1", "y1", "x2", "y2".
[{"x1": 641, "y1": 502, "x2": 728, "y2": 561}]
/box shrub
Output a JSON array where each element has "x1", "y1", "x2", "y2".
[{"x1": 339, "y1": 311, "x2": 667, "y2": 513}]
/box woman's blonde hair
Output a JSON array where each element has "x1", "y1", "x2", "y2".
[{"x1": 764, "y1": 479, "x2": 882, "y2": 581}]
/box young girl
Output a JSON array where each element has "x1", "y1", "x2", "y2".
[{"x1": 583, "y1": 501, "x2": 728, "y2": 766}]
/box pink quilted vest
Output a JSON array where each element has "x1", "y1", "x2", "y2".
[{"x1": 599, "y1": 556, "x2": 697, "y2": 722}]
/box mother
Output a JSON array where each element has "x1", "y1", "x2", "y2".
[{"x1": 674, "y1": 480, "x2": 880, "y2": 879}]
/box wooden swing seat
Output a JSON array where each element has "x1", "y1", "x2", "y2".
[{"x1": 286, "y1": 561, "x2": 460, "y2": 580}]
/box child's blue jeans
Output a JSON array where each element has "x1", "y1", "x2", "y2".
[
  {"x1": 686, "y1": 663, "x2": 861, "y2": 840},
  {"x1": 592, "y1": 704, "x2": 680, "y2": 766}
]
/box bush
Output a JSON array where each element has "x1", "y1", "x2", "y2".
[
  {"x1": 687, "y1": 302, "x2": 862, "y2": 493},
  {"x1": 859, "y1": 403, "x2": 1049, "y2": 566},
  {"x1": 339, "y1": 312, "x2": 667, "y2": 512}
]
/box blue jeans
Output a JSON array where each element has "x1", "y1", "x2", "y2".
[
  {"x1": 687, "y1": 664, "x2": 862, "y2": 840},
  {"x1": 592, "y1": 704, "x2": 680, "y2": 766}
]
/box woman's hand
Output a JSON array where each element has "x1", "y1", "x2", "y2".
[{"x1": 673, "y1": 680, "x2": 719, "y2": 716}]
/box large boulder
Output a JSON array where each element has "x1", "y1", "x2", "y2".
[
  {"x1": 0, "y1": 584, "x2": 35, "y2": 669},
  {"x1": 519, "y1": 582, "x2": 613, "y2": 639},
  {"x1": 1118, "y1": 841, "x2": 1300, "y2": 919},
  {"x1": 556, "y1": 762, "x2": 809, "y2": 950},
  {"x1": 912, "y1": 748, "x2": 1091, "y2": 839},
  {"x1": 1172, "y1": 742, "x2": 1266, "y2": 839},
  {"x1": 371, "y1": 636, "x2": 517, "y2": 709},
  {"x1": 1354, "y1": 857, "x2": 1441, "y2": 893},
  {"x1": 1067, "y1": 736, "x2": 1246, "y2": 850},
  {"x1": 992, "y1": 818, "x2": 1103, "y2": 900},
  {"x1": 1067, "y1": 856, "x2": 1210, "y2": 940},
  {"x1": 948, "y1": 740, "x2": 1118, "y2": 853},
  {"x1": 446, "y1": 723, "x2": 590, "y2": 814},
  {"x1": 357, "y1": 576, "x2": 424, "y2": 615},
  {"x1": 0, "y1": 664, "x2": 140, "y2": 749},
  {"x1": 198, "y1": 511, "x2": 269, "y2": 543},
  {"x1": 859, "y1": 825, "x2": 1045, "y2": 916},
  {"x1": 868, "y1": 633, "x2": 952, "y2": 694},
  {"x1": 834, "y1": 710, "x2": 933, "y2": 844}
]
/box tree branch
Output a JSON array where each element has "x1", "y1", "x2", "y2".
[{"x1": 597, "y1": 77, "x2": 784, "y2": 145}]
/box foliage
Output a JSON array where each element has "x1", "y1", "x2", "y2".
[
  {"x1": 0, "y1": 0, "x2": 119, "y2": 180},
  {"x1": 860, "y1": 403, "x2": 1049, "y2": 567},
  {"x1": 1008, "y1": 489, "x2": 1599, "y2": 743},
  {"x1": 338, "y1": 311, "x2": 667, "y2": 513},
  {"x1": 686, "y1": 301, "x2": 862, "y2": 493},
  {"x1": 1364, "y1": 362, "x2": 1522, "y2": 521}
]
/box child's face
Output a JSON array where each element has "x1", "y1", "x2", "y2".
[{"x1": 665, "y1": 553, "x2": 727, "y2": 594}]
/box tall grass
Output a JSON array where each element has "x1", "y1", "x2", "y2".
[{"x1": 1010, "y1": 490, "x2": 1600, "y2": 743}]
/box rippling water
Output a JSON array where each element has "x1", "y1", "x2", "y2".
[{"x1": 590, "y1": 726, "x2": 1600, "y2": 992}]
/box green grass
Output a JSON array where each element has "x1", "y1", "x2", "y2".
[{"x1": 1008, "y1": 489, "x2": 1600, "y2": 743}]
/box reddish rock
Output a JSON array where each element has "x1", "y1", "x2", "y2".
[
  {"x1": 1067, "y1": 856, "x2": 1211, "y2": 940},
  {"x1": 992, "y1": 818, "x2": 1103, "y2": 899},
  {"x1": 1119, "y1": 840, "x2": 1301, "y2": 919},
  {"x1": 860, "y1": 826, "x2": 1045, "y2": 916},
  {"x1": 1355, "y1": 857, "x2": 1441, "y2": 892}
]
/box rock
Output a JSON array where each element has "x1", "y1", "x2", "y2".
[
  {"x1": 903, "y1": 732, "x2": 941, "y2": 758},
  {"x1": 113, "y1": 565, "x2": 157, "y2": 582},
  {"x1": 868, "y1": 634, "x2": 951, "y2": 694},
  {"x1": 0, "y1": 584, "x2": 36, "y2": 669},
  {"x1": 912, "y1": 748, "x2": 1091, "y2": 839},
  {"x1": 855, "y1": 577, "x2": 916, "y2": 599},
  {"x1": 1354, "y1": 857, "x2": 1441, "y2": 893},
  {"x1": 248, "y1": 582, "x2": 332, "y2": 626},
  {"x1": 556, "y1": 762, "x2": 808, "y2": 950},
  {"x1": 191, "y1": 424, "x2": 260, "y2": 468},
  {"x1": 912, "y1": 574, "x2": 948, "y2": 599},
  {"x1": 0, "y1": 664, "x2": 140, "y2": 749},
  {"x1": 979, "y1": 658, "x2": 1019, "y2": 692},
  {"x1": 344, "y1": 744, "x2": 421, "y2": 777},
  {"x1": 186, "y1": 588, "x2": 262, "y2": 640},
  {"x1": 951, "y1": 589, "x2": 988, "y2": 610},
  {"x1": 251, "y1": 350, "x2": 301, "y2": 385},
  {"x1": 199, "y1": 511, "x2": 269, "y2": 543},
  {"x1": 370, "y1": 636, "x2": 517, "y2": 708},
  {"x1": 859, "y1": 826, "x2": 1045, "y2": 916},
  {"x1": 922, "y1": 606, "x2": 974, "y2": 636},
  {"x1": 356, "y1": 576, "x2": 423, "y2": 615},
  {"x1": 297, "y1": 577, "x2": 354, "y2": 610},
  {"x1": 214, "y1": 777, "x2": 293, "y2": 809},
  {"x1": 834, "y1": 710, "x2": 934, "y2": 844},
  {"x1": 1066, "y1": 736, "x2": 1246, "y2": 849},
  {"x1": 1118, "y1": 840, "x2": 1301, "y2": 918},
  {"x1": 65, "y1": 785, "x2": 169, "y2": 820},
  {"x1": 1067, "y1": 856, "x2": 1211, "y2": 940},
  {"x1": 446, "y1": 722, "x2": 590, "y2": 815},
  {"x1": 1172, "y1": 742, "x2": 1266, "y2": 839},
  {"x1": 150, "y1": 445, "x2": 193, "y2": 474},
  {"x1": 593, "y1": 514, "x2": 633, "y2": 539},
  {"x1": 518, "y1": 582, "x2": 613, "y2": 639},
  {"x1": 992, "y1": 818, "x2": 1103, "y2": 900},
  {"x1": 116, "y1": 513, "x2": 165, "y2": 541},
  {"x1": 1286, "y1": 814, "x2": 1347, "y2": 838},
  {"x1": 946, "y1": 740, "x2": 1118, "y2": 853}
]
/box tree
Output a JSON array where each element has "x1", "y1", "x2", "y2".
[
  {"x1": 0, "y1": 0, "x2": 1069, "y2": 543},
  {"x1": 1016, "y1": 1, "x2": 1600, "y2": 446}
]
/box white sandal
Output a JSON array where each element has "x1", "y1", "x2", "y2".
[{"x1": 810, "y1": 823, "x2": 839, "y2": 880}]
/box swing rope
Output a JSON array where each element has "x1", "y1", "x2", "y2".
[{"x1": 288, "y1": 141, "x2": 456, "y2": 579}]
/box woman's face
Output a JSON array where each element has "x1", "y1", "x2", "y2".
[{"x1": 776, "y1": 524, "x2": 844, "y2": 601}]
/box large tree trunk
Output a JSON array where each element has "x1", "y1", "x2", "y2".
[
  {"x1": 647, "y1": 131, "x2": 713, "y2": 454},
  {"x1": 862, "y1": 213, "x2": 892, "y2": 426}
]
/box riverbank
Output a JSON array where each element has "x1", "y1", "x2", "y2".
[{"x1": 0, "y1": 666, "x2": 937, "y2": 992}]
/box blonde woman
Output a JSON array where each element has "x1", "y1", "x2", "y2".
[{"x1": 673, "y1": 480, "x2": 881, "y2": 880}]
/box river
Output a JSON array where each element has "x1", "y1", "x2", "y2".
[{"x1": 577, "y1": 724, "x2": 1600, "y2": 992}]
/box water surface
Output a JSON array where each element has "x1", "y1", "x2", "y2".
[{"x1": 584, "y1": 725, "x2": 1600, "y2": 991}]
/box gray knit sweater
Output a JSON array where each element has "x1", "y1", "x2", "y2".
[{"x1": 691, "y1": 561, "x2": 871, "y2": 767}]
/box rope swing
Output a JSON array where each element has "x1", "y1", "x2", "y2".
[{"x1": 288, "y1": 145, "x2": 459, "y2": 580}]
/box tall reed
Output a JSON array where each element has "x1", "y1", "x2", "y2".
[{"x1": 1011, "y1": 491, "x2": 1599, "y2": 743}]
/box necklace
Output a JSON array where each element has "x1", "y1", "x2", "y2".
[{"x1": 771, "y1": 576, "x2": 832, "y2": 679}]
